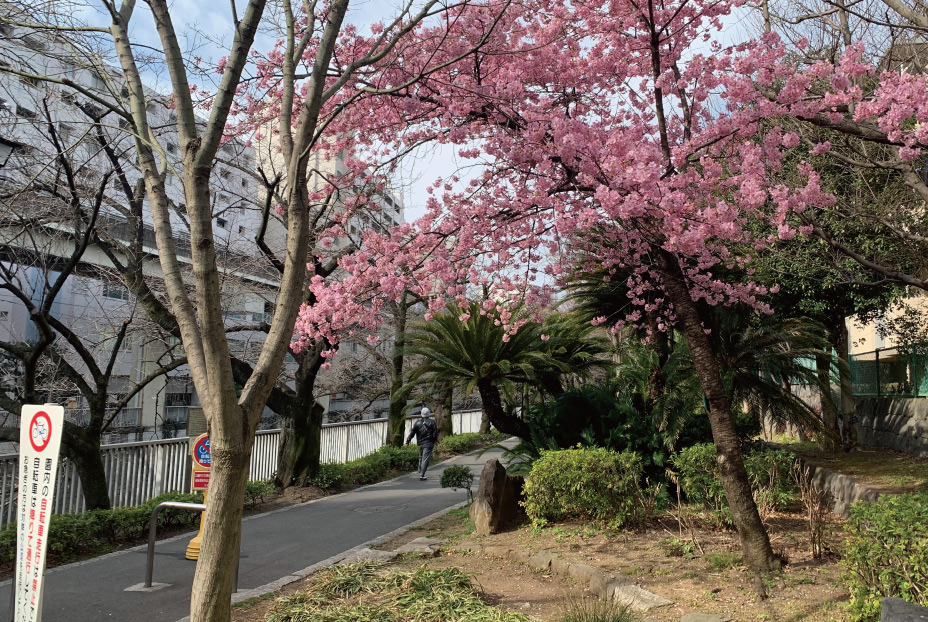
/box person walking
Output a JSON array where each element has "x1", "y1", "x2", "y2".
[{"x1": 405, "y1": 407, "x2": 439, "y2": 480}]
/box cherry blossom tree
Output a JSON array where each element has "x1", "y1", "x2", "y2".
[
  {"x1": 0, "y1": 0, "x2": 513, "y2": 619},
  {"x1": 296, "y1": 0, "x2": 924, "y2": 572}
]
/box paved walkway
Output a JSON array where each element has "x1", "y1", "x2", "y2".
[{"x1": 0, "y1": 444, "x2": 508, "y2": 622}]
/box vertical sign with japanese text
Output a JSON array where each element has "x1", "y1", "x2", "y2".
[{"x1": 14, "y1": 404, "x2": 64, "y2": 622}]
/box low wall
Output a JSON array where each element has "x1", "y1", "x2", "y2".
[
  {"x1": 801, "y1": 458, "x2": 881, "y2": 519},
  {"x1": 856, "y1": 397, "x2": 928, "y2": 458}
]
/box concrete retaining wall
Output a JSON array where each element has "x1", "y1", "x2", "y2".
[
  {"x1": 856, "y1": 397, "x2": 928, "y2": 458},
  {"x1": 801, "y1": 458, "x2": 881, "y2": 519}
]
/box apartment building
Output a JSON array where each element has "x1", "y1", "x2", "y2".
[{"x1": 0, "y1": 24, "x2": 279, "y2": 441}]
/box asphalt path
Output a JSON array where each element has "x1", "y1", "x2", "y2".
[{"x1": 0, "y1": 443, "x2": 509, "y2": 622}]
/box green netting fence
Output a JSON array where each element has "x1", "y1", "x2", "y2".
[{"x1": 850, "y1": 346, "x2": 928, "y2": 397}]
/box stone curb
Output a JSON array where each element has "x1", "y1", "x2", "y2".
[
  {"x1": 796, "y1": 456, "x2": 882, "y2": 519},
  {"x1": 450, "y1": 541, "x2": 673, "y2": 612}
]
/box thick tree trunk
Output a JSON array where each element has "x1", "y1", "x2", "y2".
[
  {"x1": 478, "y1": 408, "x2": 491, "y2": 434},
  {"x1": 437, "y1": 385, "x2": 453, "y2": 440},
  {"x1": 189, "y1": 426, "x2": 251, "y2": 622},
  {"x1": 657, "y1": 250, "x2": 779, "y2": 572},
  {"x1": 815, "y1": 354, "x2": 839, "y2": 450},
  {"x1": 388, "y1": 297, "x2": 409, "y2": 447},
  {"x1": 62, "y1": 425, "x2": 111, "y2": 511},
  {"x1": 275, "y1": 345, "x2": 326, "y2": 488},
  {"x1": 834, "y1": 325, "x2": 860, "y2": 449},
  {"x1": 476, "y1": 378, "x2": 529, "y2": 439}
]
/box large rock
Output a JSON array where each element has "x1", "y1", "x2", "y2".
[
  {"x1": 882, "y1": 597, "x2": 928, "y2": 621},
  {"x1": 470, "y1": 459, "x2": 525, "y2": 535}
]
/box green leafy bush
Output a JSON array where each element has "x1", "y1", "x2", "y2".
[
  {"x1": 343, "y1": 451, "x2": 391, "y2": 486},
  {"x1": 0, "y1": 491, "x2": 204, "y2": 565},
  {"x1": 378, "y1": 444, "x2": 420, "y2": 471},
  {"x1": 519, "y1": 382, "x2": 716, "y2": 484},
  {"x1": 439, "y1": 465, "x2": 474, "y2": 500},
  {"x1": 245, "y1": 479, "x2": 276, "y2": 508},
  {"x1": 436, "y1": 432, "x2": 504, "y2": 456},
  {"x1": 308, "y1": 463, "x2": 346, "y2": 490},
  {"x1": 523, "y1": 447, "x2": 645, "y2": 529},
  {"x1": 671, "y1": 444, "x2": 797, "y2": 525},
  {"x1": 843, "y1": 492, "x2": 928, "y2": 621}
]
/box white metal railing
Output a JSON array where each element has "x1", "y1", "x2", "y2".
[{"x1": 0, "y1": 409, "x2": 483, "y2": 526}]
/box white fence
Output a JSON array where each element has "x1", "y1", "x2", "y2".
[{"x1": 0, "y1": 410, "x2": 483, "y2": 526}]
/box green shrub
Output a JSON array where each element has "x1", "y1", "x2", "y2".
[
  {"x1": 245, "y1": 479, "x2": 276, "y2": 508},
  {"x1": 435, "y1": 432, "x2": 484, "y2": 455},
  {"x1": 308, "y1": 463, "x2": 346, "y2": 490},
  {"x1": 0, "y1": 491, "x2": 204, "y2": 566},
  {"x1": 343, "y1": 451, "x2": 391, "y2": 486},
  {"x1": 671, "y1": 444, "x2": 797, "y2": 525},
  {"x1": 378, "y1": 444, "x2": 420, "y2": 471},
  {"x1": 439, "y1": 465, "x2": 474, "y2": 500},
  {"x1": 843, "y1": 492, "x2": 928, "y2": 621},
  {"x1": 523, "y1": 447, "x2": 644, "y2": 529}
]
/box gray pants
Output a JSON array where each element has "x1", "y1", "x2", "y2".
[{"x1": 418, "y1": 442, "x2": 435, "y2": 478}]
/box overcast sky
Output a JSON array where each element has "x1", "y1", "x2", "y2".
[{"x1": 109, "y1": 0, "x2": 755, "y2": 223}]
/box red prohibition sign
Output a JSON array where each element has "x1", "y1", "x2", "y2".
[{"x1": 29, "y1": 411, "x2": 52, "y2": 453}]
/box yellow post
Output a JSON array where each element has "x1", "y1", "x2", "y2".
[{"x1": 185, "y1": 489, "x2": 206, "y2": 560}]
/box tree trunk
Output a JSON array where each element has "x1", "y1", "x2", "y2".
[
  {"x1": 476, "y1": 378, "x2": 529, "y2": 439},
  {"x1": 388, "y1": 297, "x2": 409, "y2": 447},
  {"x1": 657, "y1": 249, "x2": 779, "y2": 572},
  {"x1": 478, "y1": 408, "x2": 491, "y2": 434},
  {"x1": 189, "y1": 428, "x2": 250, "y2": 622},
  {"x1": 815, "y1": 353, "x2": 839, "y2": 450},
  {"x1": 275, "y1": 344, "x2": 326, "y2": 488},
  {"x1": 834, "y1": 324, "x2": 860, "y2": 449},
  {"x1": 61, "y1": 425, "x2": 111, "y2": 511},
  {"x1": 437, "y1": 385, "x2": 453, "y2": 440}
]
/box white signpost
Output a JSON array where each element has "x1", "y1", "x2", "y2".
[{"x1": 13, "y1": 405, "x2": 64, "y2": 622}]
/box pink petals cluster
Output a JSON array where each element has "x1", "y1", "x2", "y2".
[{"x1": 234, "y1": 0, "x2": 928, "y2": 349}]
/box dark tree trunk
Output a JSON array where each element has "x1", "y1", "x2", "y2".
[
  {"x1": 275, "y1": 343, "x2": 326, "y2": 488},
  {"x1": 437, "y1": 384, "x2": 453, "y2": 440},
  {"x1": 646, "y1": 325, "x2": 671, "y2": 418},
  {"x1": 388, "y1": 297, "x2": 410, "y2": 447},
  {"x1": 62, "y1": 424, "x2": 111, "y2": 511},
  {"x1": 476, "y1": 378, "x2": 529, "y2": 439},
  {"x1": 834, "y1": 325, "x2": 860, "y2": 449},
  {"x1": 815, "y1": 353, "x2": 839, "y2": 450},
  {"x1": 657, "y1": 249, "x2": 779, "y2": 572},
  {"x1": 478, "y1": 409, "x2": 491, "y2": 434}
]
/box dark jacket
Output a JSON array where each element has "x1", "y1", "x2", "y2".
[{"x1": 406, "y1": 417, "x2": 438, "y2": 445}]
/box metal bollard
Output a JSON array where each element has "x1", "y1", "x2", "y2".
[
  {"x1": 144, "y1": 501, "x2": 243, "y2": 592},
  {"x1": 145, "y1": 501, "x2": 206, "y2": 588}
]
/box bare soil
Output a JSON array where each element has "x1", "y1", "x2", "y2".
[{"x1": 234, "y1": 503, "x2": 852, "y2": 622}]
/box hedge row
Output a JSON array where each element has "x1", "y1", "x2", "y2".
[
  {"x1": 307, "y1": 432, "x2": 505, "y2": 491},
  {"x1": 0, "y1": 491, "x2": 203, "y2": 565}
]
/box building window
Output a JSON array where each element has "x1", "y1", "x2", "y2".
[
  {"x1": 238, "y1": 225, "x2": 245, "y2": 234},
  {"x1": 88, "y1": 71, "x2": 105, "y2": 91},
  {"x1": 19, "y1": 72, "x2": 38, "y2": 88},
  {"x1": 241, "y1": 178, "x2": 247, "y2": 188},
  {"x1": 166, "y1": 142, "x2": 176, "y2": 154},
  {"x1": 57, "y1": 122, "x2": 74, "y2": 143},
  {"x1": 217, "y1": 217, "x2": 227, "y2": 229},
  {"x1": 15, "y1": 105, "x2": 36, "y2": 120},
  {"x1": 22, "y1": 35, "x2": 47, "y2": 52},
  {"x1": 102, "y1": 283, "x2": 130, "y2": 300}
]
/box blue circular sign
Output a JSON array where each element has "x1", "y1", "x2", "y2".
[{"x1": 192, "y1": 435, "x2": 211, "y2": 468}]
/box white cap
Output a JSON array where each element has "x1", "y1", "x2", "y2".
[{"x1": 420, "y1": 407, "x2": 432, "y2": 417}]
